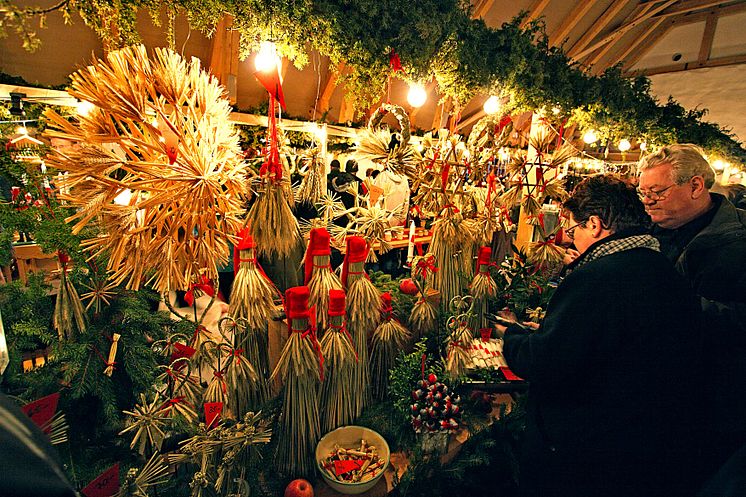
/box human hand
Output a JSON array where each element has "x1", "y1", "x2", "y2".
[
  {"x1": 521, "y1": 321, "x2": 540, "y2": 330},
  {"x1": 498, "y1": 308, "x2": 517, "y2": 322},
  {"x1": 563, "y1": 248, "x2": 580, "y2": 265}
]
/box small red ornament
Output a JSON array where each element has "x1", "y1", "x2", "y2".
[{"x1": 399, "y1": 278, "x2": 419, "y2": 295}]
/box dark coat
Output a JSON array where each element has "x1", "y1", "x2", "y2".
[
  {"x1": 665, "y1": 195, "x2": 746, "y2": 435},
  {"x1": 504, "y1": 240, "x2": 703, "y2": 497}
]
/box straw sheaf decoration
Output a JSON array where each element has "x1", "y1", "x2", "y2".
[
  {"x1": 271, "y1": 286, "x2": 322, "y2": 477},
  {"x1": 43, "y1": 44, "x2": 248, "y2": 293},
  {"x1": 296, "y1": 152, "x2": 327, "y2": 206},
  {"x1": 370, "y1": 292, "x2": 410, "y2": 401},
  {"x1": 427, "y1": 212, "x2": 478, "y2": 310},
  {"x1": 342, "y1": 236, "x2": 379, "y2": 417},
  {"x1": 355, "y1": 128, "x2": 418, "y2": 178},
  {"x1": 470, "y1": 246, "x2": 497, "y2": 330},
  {"x1": 330, "y1": 199, "x2": 403, "y2": 263},
  {"x1": 305, "y1": 228, "x2": 343, "y2": 332},
  {"x1": 319, "y1": 289, "x2": 358, "y2": 434},
  {"x1": 408, "y1": 255, "x2": 439, "y2": 338},
  {"x1": 445, "y1": 295, "x2": 476, "y2": 379}
]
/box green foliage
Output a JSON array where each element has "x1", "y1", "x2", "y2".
[
  {"x1": 491, "y1": 247, "x2": 555, "y2": 321},
  {"x1": 388, "y1": 339, "x2": 443, "y2": 426},
  {"x1": 370, "y1": 270, "x2": 416, "y2": 321}
]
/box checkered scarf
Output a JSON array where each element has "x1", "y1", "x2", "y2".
[{"x1": 570, "y1": 234, "x2": 660, "y2": 273}]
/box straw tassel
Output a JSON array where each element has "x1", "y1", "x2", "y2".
[
  {"x1": 370, "y1": 292, "x2": 411, "y2": 400},
  {"x1": 319, "y1": 289, "x2": 357, "y2": 433},
  {"x1": 469, "y1": 246, "x2": 497, "y2": 330},
  {"x1": 271, "y1": 286, "x2": 322, "y2": 477},
  {"x1": 305, "y1": 228, "x2": 343, "y2": 333},
  {"x1": 343, "y1": 236, "x2": 380, "y2": 418}
]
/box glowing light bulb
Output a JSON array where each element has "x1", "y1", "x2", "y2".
[
  {"x1": 639, "y1": 142, "x2": 647, "y2": 151},
  {"x1": 583, "y1": 130, "x2": 598, "y2": 144},
  {"x1": 77, "y1": 100, "x2": 95, "y2": 117},
  {"x1": 552, "y1": 106, "x2": 561, "y2": 115},
  {"x1": 407, "y1": 84, "x2": 427, "y2": 108},
  {"x1": 483, "y1": 96, "x2": 501, "y2": 115},
  {"x1": 15, "y1": 125, "x2": 27, "y2": 135},
  {"x1": 254, "y1": 41, "x2": 279, "y2": 72},
  {"x1": 618, "y1": 139, "x2": 631, "y2": 152},
  {"x1": 712, "y1": 159, "x2": 725, "y2": 171}
]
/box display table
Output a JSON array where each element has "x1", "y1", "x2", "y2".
[{"x1": 12, "y1": 243, "x2": 61, "y2": 284}]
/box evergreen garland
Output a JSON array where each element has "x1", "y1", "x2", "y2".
[{"x1": 1, "y1": 3, "x2": 744, "y2": 161}]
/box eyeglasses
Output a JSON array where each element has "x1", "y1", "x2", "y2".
[
  {"x1": 564, "y1": 221, "x2": 585, "y2": 240},
  {"x1": 637, "y1": 183, "x2": 676, "y2": 202}
]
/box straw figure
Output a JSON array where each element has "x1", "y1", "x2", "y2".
[
  {"x1": 342, "y1": 236, "x2": 380, "y2": 417},
  {"x1": 427, "y1": 208, "x2": 478, "y2": 311},
  {"x1": 271, "y1": 286, "x2": 323, "y2": 477},
  {"x1": 229, "y1": 227, "x2": 280, "y2": 406},
  {"x1": 445, "y1": 296, "x2": 476, "y2": 379},
  {"x1": 43, "y1": 45, "x2": 249, "y2": 294},
  {"x1": 469, "y1": 246, "x2": 497, "y2": 332},
  {"x1": 247, "y1": 92, "x2": 300, "y2": 260},
  {"x1": 408, "y1": 254, "x2": 439, "y2": 338},
  {"x1": 305, "y1": 227, "x2": 343, "y2": 333},
  {"x1": 319, "y1": 289, "x2": 357, "y2": 434},
  {"x1": 370, "y1": 292, "x2": 411, "y2": 401},
  {"x1": 297, "y1": 153, "x2": 327, "y2": 206}
]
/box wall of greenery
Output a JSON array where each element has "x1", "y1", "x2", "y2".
[{"x1": 2, "y1": 1, "x2": 744, "y2": 162}]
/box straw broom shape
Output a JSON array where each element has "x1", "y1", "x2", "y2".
[
  {"x1": 428, "y1": 210, "x2": 478, "y2": 311},
  {"x1": 342, "y1": 236, "x2": 380, "y2": 417},
  {"x1": 319, "y1": 289, "x2": 357, "y2": 434},
  {"x1": 469, "y1": 246, "x2": 497, "y2": 332},
  {"x1": 370, "y1": 291, "x2": 411, "y2": 400},
  {"x1": 445, "y1": 319, "x2": 474, "y2": 380},
  {"x1": 247, "y1": 93, "x2": 300, "y2": 260},
  {"x1": 270, "y1": 286, "x2": 323, "y2": 477},
  {"x1": 297, "y1": 154, "x2": 327, "y2": 206},
  {"x1": 42, "y1": 44, "x2": 249, "y2": 294},
  {"x1": 53, "y1": 251, "x2": 86, "y2": 340},
  {"x1": 409, "y1": 254, "x2": 439, "y2": 337},
  {"x1": 305, "y1": 227, "x2": 343, "y2": 333},
  {"x1": 228, "y1": 227, "x2": 280, "y2": 407}
]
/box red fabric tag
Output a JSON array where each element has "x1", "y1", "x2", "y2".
[
  {"x1": 81, "y1": 463, "x2": 120, "y2": 497},
  {"x1": 204, "y1": 402, "x2": 223, "y2": 428},
  {"x1": 333, "y1": 459, "x2": 365, "y2": 476},
  {"x1": 500, "y1": 366, "x2": 523, "y2": 381},
  {"x1": 254, "y1": 67, "x2": 287, "y2": 111},
  {"x1": 21, "y1": 392, "x2": 60, "y2": 433},
  {"x1": 170, "y1": 342, "x2": 196, "y2": 363}
]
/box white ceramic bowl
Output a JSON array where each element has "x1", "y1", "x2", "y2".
[{"x1": 315, "y1": 425, "x2": 391, "y2": 495}]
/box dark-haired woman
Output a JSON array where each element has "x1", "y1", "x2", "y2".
[{"x1": 499, "y1": 175, "x2": 704, "y2": 497}]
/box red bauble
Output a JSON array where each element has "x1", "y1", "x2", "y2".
[
  {"x1": 428, "y1": 373, "x2": 438, "y2": 384},
  {"x1": 399, "y1": 278, "x2": 419, "y2": 295},
  {"x1": 285, "y1": 479, "x2": 314, "y2": 497}
]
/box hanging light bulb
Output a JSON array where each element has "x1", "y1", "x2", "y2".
[
  {"x1": 407, "y1": 83, "x2": 427, "y2": 108},
  {"x1": 639, "y1": 142, "x2": 647, "y2": 151},
  {"x1": 552, "y1": 106, "x2": 561, "y2": 115},
  {"x1": 483, "y1": 96, "x2": 501, "y2": 115},
  {"x1": 712, "y1": 159, "x2": 726, "y2": 171},
  {"x1": 583, "y1": 129, "x2": 598, "y2": 144},
  {"x1": 76, "y1": 100, "x2": 95, "y2": 117},
  {"x1": 618, "y1": 139, "x2": 631, "y2": 152},
  {"x1": 15, "y1": 125, "x2": 28, "y2": 135},
  {"x1": 254, "y1": 41, "x2": 279, "y2": 72}
]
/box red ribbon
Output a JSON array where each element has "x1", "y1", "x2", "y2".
[
  {"x1": 389, "y1": 50, "x2": 403, "y2": 72},
  {"x1": 213, "y1": 371, "x2": 228, "y2": 394},
  {"x1": 184, "y1": 275, "x2": 218, "y2": 307},
  {"x1": 259, "y1": 93, "x2": 283, "y2": 182},
  {"x1": 329, "y1": 322, "x2": 357, "y2": 361},
  {"x1": 485, "y1": 172, "x2": 497, "y2": 209},
  {"x1": 415, "y1": 256, "x2": 438, "y2": 280}
]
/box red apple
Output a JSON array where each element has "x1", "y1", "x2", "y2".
[
  {"x1": 399, "y1": 278, "x2": 419, "y2": 295},
  {"x1": 284, "y1": 479, "x2": 314, "y2": 497}
]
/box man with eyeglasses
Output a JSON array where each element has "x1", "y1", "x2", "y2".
[{"x1": 638, "y1": 143, "x2": 746, "y2": 488}]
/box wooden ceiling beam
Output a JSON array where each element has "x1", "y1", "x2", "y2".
[
  {"x1": 549, "y1": 0, "x2": 601, "y2": 47},
  {"x1": 624, "y1": 53, "x2": 746, "y2": 76},
  {"x1": 314, "y1": 61, "x2": 347, "y2": 120},
  {"x1": 568, "y1": 0, "x2": 631, "y2": 59},
  {"x1": 698, "y1": 13, "x2": 719, "y2": 64},
  {"x1": 653, "y1": 0, "x2": 743, "y2": 19},
  {"x1": 520, "y1": 0, "x2": 552, "y2": 29},
  {"x1": 620, "y1": 18, "x2": 675, "y2": 69},
  {"x1": 603, "y1": 17, "x2": 667, "y2": 68},
  {"x1": 573, "y1": 0, "x2": 678, "y2": 60},
  {"x1": 664, "y1": 2, "x2": 746, "y2": 27},
  {"x1": 473, "y1": 0, "x2": 496, "y2": 19}
]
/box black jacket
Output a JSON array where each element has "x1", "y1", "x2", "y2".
[
  {"x1": 655, "y1": 194, "x2": 746, "y2": 434},
  {"x1": 504, "y1": 239, "x2": 703, "y2": 497}
]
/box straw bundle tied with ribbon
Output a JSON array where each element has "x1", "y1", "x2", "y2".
[
  {"x1": 445, "y1": 296, "x2": 476, "y2": 379},
  {"x1": 305, "y1": 227, "x2": 343, "y2": 333},
  {"x1": 53, "y1": 251, "x2": 86, "y2": 340},
  {"x1": 370, "y1": 292, "x2": 411, "y2": 400},
  {"x1": 427, "y1": 210, "x2": 478, "y2": 311},
  {"x1": 343, "y1": 236, "x2": 380, "y2": 417},
  {"x1": 469, "y1": 246, "x2": 497, "y2": 332},
  {"x1": 408, "y1": 254, "x2": 439, "y2": 338},
  {"x1": 229, "y1": 227, "x2": 280, "y2": 407},
  {"x1": 271, "y1": 286, "x2": 322, "y2": 477},
  {"x1": 248, "y1": 91, "x2": 300, "y2": 259},
  {"x1": 319, "y1": 289, "x2": 357, "y2": 434},
  {"x1": 297, "y1": 153, "x2": 327, "y2": 206}
]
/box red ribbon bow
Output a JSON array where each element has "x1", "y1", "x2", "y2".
[
  {"x1": 415, "y1": 256, "x2": 439, "y2": 280},
  {"x1": 184, "y1": 275, "x2": 217, "y2": 307}
]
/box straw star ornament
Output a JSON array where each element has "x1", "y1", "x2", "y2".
[{"x1": 43, "y1": 45, "x2": 250, "y2": 293}]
